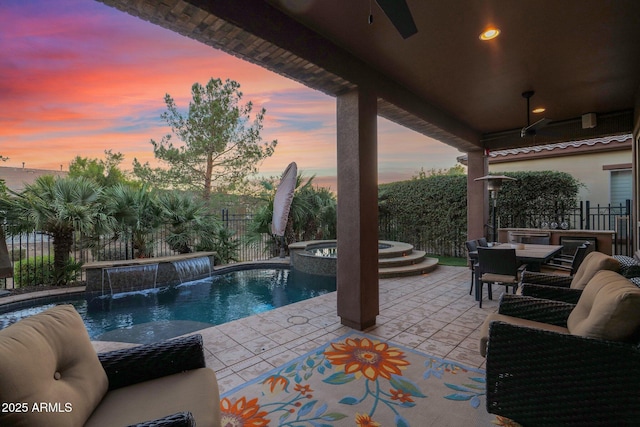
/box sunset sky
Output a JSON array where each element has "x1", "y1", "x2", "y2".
[{"x1": 1, "y1": 0, "x2": 462, "y2": 190}]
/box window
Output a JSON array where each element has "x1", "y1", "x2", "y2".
[{"x1": 610, "y1": 169, "x2": 632, "y2": 206}]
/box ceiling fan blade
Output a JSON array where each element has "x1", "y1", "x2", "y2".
[
  {"x1": 375, "y1": 0, "x2": 418, "y2": 39},
  {"x1": 521, "y1": 117, "x2": 553, "y2": 137}
]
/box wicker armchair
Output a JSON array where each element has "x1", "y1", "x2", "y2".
[
  {"x1": 88, "y1": 333, "x2": 220, "y2": 427},
  {"x1": 485, "y1": 296, "x2": 640, "y2": 426},
  {"x1": 614, "y1": 254, "x2": 640, "y2": 279},
  {"x1": 519, "y1": 251, "x2": 620, "y2": 304},
  {"x1": 482, "y1": 272, "x2": 640, "y2": 426},
  {"x1": 98, "y1": 334, "x2": 206, "y2": 391},
  {"x1": 519, "y1": 278, "x2": 583, "y2": 304},
  {"x1": 95, "y1": 334, "x2": 213, "y2": 427},
  {"x1": 0, "y1": 305, "x2": 221, "y2": 427}
]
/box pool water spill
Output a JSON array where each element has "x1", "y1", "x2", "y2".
[
  {"x1": 0, "y1": 268, "x2": 336, "y2": 344},
  {"x1": 105, "y1": 264, "x2": 159, "y2": 295},
  {"x1": 171, "y1": 257, "x2": 212, "y2": 283}
]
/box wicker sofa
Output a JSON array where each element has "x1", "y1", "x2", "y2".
[
  {"x1": 0, "y1": 305, "x2": 221, "y2": 427},
  {"x1": 480, "y1": 270, "x2": 640, "y2": 425}
]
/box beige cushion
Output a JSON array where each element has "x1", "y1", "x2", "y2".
[
  {"x1": 570, "y1": 251, "x2": 620, "y2": 289},
  {"x1": 481, "y1": 273, "x2": 518, "y2": 283},
  {"x1": 85, "y1": 368, "x2": 221, "y2": 427},
  {"x1": 479, "y1": 313, "x2": 569, "y2": 357},
  {"x1": 567, "y1": 270, "x2": 640, "y2": 341},
  {"x1": 0, "y1": 305, "x2": 108, "y2": 427}
]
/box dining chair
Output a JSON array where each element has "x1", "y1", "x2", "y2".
[
  {"x1": 465, "y1": 240, "x2": 479, "y2": 295},
  {"x1": 476, "y1": 247, "x2": 526, "y2": 308},
  {"x1": 540, "y1": 242, "x2": 590, "y2": 276},
  {"x1": 522, "y1": 235, "x2": 550, "y2": 245}
]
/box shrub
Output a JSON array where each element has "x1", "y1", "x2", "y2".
[
  {"x1": 379, "y1": 175, "x2": 467, "y2": 257},
  {"x1": 197, "y1": 226, "x2": 240, "y2": 265},
  {"x1": 13, "y1": 256, "x2": 82, "y2": 287},
  {"x1": 13, "y1": 255, "x2": 54, "y2": 287},
  {"x1": 378, "y1": 171, "x2": 582, "y2": 257},
  {"x1": 10, "y1": 247, "x2": 25, "y2": 261},
  {"x1": 496, "y1": 171, "x2": 582, "y2": 228}
]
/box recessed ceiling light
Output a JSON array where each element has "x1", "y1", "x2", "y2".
[
  {"x1": 532, "y1": 107, "x2": 546, "y2": 114},
  {"x1": 479, "y1": 28, "x2": 500, "y2": 41}
]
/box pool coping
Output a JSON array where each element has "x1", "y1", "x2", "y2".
[{"x1": 0, "y1": 286, "x2": 87, "y2": 307}]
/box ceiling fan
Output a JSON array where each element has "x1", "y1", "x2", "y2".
[
  {"x1": 520, "y1": 90, "x2": 553, "y2": 137},
  {"x1": 374, "y1": 0, "x2": 418, "y2": 39}
]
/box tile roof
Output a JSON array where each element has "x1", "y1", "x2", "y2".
[
  {"x1": 488, "y1": 134, "x2": 631, "y2": 158},
  {"x1": 457, "y1": 134, "x2": 632, "y2": 165}
]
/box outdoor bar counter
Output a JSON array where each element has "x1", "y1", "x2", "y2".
[{"x1": 498, "y1": 228, "x2": 616, "y2": 255}]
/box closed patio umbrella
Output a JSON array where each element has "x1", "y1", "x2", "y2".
[
  {"x1": 271, "y1": 162, "x2": 297, "y2": 257},
  {"x1": 0, "y1": 229, "x2": 12, "y2": 279}
]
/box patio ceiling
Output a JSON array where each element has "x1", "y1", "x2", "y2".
[{"x1": 98, "y1": 0, "x2": 640, "y2": 153}]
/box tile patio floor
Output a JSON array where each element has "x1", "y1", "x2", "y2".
[{"x1": 91, "y1": 265, "x2": 501, "y2": 395}]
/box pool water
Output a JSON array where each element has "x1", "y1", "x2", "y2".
[
  {"x1": 307, "y1": 246, "x2": 338, "y2": 258},
  {"x1": 0, "y1": 268, "x2": 335, "y2": 344},
  {"x1": 305, "y1": 242, "x2": 392, "y2": 258}
]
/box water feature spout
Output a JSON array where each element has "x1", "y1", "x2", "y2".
[
  {"x1": 171, "y1": 257, "x2": 212, "y2": 283},
  {"x1": 104, "y1": 264, "x2": 159, "y2": 296}
]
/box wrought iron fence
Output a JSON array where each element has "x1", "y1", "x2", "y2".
[
  {"x1": 220, "y1": 209, "x2": 275, "y2": 261},
  {"x1": 2, "y1": 211, "x2": 273, "y2": 289},
  {"x1": 380, "y1": 200, "x2": 633, "y2": 258},
  {"x1": 1, "y1": 200, "x2": 633, "y2": 288},
  {"x1": 500, "y1": 200, "x2": 633, "y2": 256},
  {"x1": 378, "y1": 216, "x2": 467, "y2": 258}
]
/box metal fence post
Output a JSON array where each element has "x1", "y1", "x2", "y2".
[
  {"x1": 585, "y1": 200, "x2": 590, "y2": 230},
  {"x1": 626, "y1": 199, "x2": 633, "y2": 255}
]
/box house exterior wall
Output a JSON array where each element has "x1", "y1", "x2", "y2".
[
  {"x1": 490, "y1": 149, "x2": 632, "y2": 206},
  {"x1": 0, "y1": 166, "x2": 68, "y2": 193}
]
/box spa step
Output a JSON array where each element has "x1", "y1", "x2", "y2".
[
  {"x1": 378, "y1": 250, "x2": 427, "y2": 268},
  {"x1": 378, "y1": 241, "x2": 415, "y2": 259},
  {"x1": 379, "y1": 257, "x2": 439, "y2": 278}
]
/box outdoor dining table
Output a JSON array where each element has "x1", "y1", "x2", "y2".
[{"x1": 487, "y1": 243, "x2": 563, "y2": 271}]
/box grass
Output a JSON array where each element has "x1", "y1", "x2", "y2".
[{"x1": 427, "y1": 254, "x2": 467, "y2": 267}]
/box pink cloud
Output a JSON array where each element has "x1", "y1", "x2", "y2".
[{"x1": 0, "y1": 0, "x2": 461, "y2": 186}]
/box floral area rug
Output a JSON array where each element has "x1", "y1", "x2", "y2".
[{"x1": 220, "y1": 332, "x2": 518, "y2": 426}]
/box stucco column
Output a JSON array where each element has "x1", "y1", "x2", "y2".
[
  {"x1": 336, "y1": 87, "x2": 379, "y2": 330},
  {"x1": 467, "y1": 150, "x2": 489, "y2": 240}
]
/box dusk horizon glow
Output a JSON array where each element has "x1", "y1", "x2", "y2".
[{"x1": 1, "y1": 0, "x2": 463, "y2": 192}]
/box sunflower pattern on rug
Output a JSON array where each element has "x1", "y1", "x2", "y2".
[{"x1": 220, "y1": 333, "x2": 519, "y2": 426}]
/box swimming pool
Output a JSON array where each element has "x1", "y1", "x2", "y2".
[{"x1": 0, "y1": 268, "x2": 336, "y2": 344}]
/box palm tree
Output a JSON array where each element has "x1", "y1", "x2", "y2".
[
  {"x1": 1, "y1": 176, "x2": 110, "y2": 285},
  {"x1": 102, "y1": 184, "x2": 163, "y2": 258},
  {"x1": 290, "y1": 177, "x2": 337, "y2": 241},
  {"x1": 157, "y1": 192, "x2": 219, "y2": 254}
]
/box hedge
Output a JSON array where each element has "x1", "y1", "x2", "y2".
[{"x1": 378, "y1": 171, "x2": 581, "y2": 256}]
